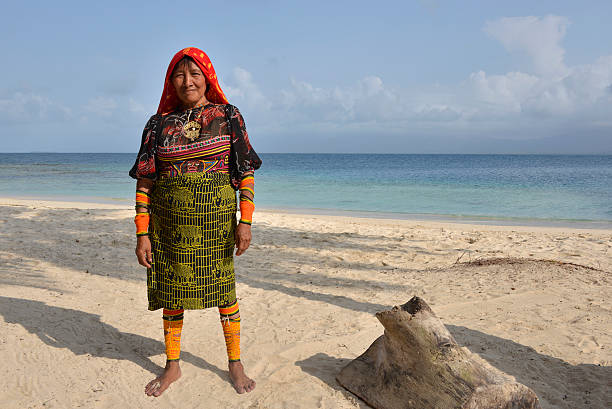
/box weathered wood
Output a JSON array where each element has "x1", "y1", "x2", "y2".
[{"x1": 336, "y1": 297, "x2": 541, "y2": 409}]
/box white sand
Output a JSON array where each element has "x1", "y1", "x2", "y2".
[{"x1": 0, "y1": 199, "x2": 610, "y2": 408}]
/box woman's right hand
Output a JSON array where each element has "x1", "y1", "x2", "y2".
[{"x1": 136, "y1": 235, "x2": 153, "y2": 268}]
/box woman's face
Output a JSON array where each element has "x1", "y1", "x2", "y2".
[{"x1": 171, "y1": 59, "x2": 208, "y2": 108}]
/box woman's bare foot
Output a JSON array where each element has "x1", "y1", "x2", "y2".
[
  {"x1": 228, "y1": 361, "x2": 256, "y2": 394},
  {"x1": 145, "y1": 360, "x2": 182, "y2": 397}
]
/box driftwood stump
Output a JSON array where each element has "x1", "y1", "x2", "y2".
[{"x1": 336, "y1": 297, "x2": 541, "y2": 409}]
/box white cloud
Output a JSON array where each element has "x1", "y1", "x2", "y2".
[
  {"x1": 221, "y1": 40, "x2": 612, "y2": 138},
  {"x1": 484, "y1": 15, "x2": 570, "y2": 78},
  {"x1": 219, "y1": 13, "x2": 610, "y2": 139},
  {"x1": 264, "y1": 15, "x2": 611, "y2": 137},
  {"x1": 128, "y1": 98, "x2": 146, "y2": 114},
  {"x1": 414, "y1": 104, "x2": 463, "y2": 122},
  {"x1": 0, "y1": 92, "x2": 71, "y2": 123},
  {"x1": 79, "y1": 96, "x2": 153, "y2": 130},
  {"x1": 466, "y1": 71, "x2": 539, "y2": 113},
  {"x1": 277, "y1": 75, "x2": 404, "y2": 125},
  {"x1": 461, "y1": 50, "x2": 612, "y2": 121},
  {"x1": 85, "y1": 96, "x2": 118, "y2": 117},
  {"x1": 222, "y1": 67, "x2": 270, "y2": 111}
]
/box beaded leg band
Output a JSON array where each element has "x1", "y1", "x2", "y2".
[
  {"x1": 163, "y1": 309, "x2": 184, "y2": 361},
  {"x1": 219, "y1": 300, "x2": 241, "y2": 362}
]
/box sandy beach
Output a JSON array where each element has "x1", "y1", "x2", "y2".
[{"x1": 0, "y1": 198, "x2": 610, "y2": 409}]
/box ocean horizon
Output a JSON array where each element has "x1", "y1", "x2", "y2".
[{"x1": 2, "y1": 152, "x2": 611, "y2": 228}]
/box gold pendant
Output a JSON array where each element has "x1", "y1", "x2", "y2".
[{"x1": 183, "y1": 121, "x2": 201, "y2": 141}]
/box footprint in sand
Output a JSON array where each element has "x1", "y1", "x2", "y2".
[{"x1": 577, "y1": 335, "x2": 600, "y2": 354}]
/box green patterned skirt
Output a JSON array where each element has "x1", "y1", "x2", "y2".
[{"x1": 147, "y1": 172, "x2": 237, "y2": 311}]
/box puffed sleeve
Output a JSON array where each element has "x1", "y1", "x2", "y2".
[
  {"x1": 129, "y1": 114, "x2": 161, "y2": 180},
  {"x1": 226, "y1": 105, "x2": 262, "y2": 189}
]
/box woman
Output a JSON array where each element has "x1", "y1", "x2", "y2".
[{"x1": 129, "y1": 47, "x2": 261, "y2": 397}]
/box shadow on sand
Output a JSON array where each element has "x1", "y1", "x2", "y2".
[
  {"x1": 0, "y1": 205, "x2": 397, "y2": 316},
  {"x1": 0, "y1": 296, "x2": 227, "y2": 382}
]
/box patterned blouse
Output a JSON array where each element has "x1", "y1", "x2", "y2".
[{"x1": 129, "y1": 103, "x2": 261, "y2": 188}]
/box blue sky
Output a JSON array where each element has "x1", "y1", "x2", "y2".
[{"x1": 1, "y1": 1, "x2": 611, "y2": 153}]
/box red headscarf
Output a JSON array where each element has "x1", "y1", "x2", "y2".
[{"x1": 157, "y1": 47, "x2": 229, "y2": 115}]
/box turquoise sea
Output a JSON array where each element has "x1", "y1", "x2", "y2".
[{"x1": 1, "y1": 153, "x2": 611, "y2": 227}]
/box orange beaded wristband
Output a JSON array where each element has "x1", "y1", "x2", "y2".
[
  {"x1": 134, "y1": 213, "x2": 150, "y2": 236},
  {"x1": 238, "y1": 175, "x2": 255, "y2": 225},
  {"x1": 239, "y1": 197, "x2": 254, "y2": 225}
]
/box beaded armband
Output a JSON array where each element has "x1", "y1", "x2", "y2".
[{"x1": 135, "y1": 190, "x2": 151, "y2": 213}]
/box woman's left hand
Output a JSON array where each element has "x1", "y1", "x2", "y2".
[{"x1": 235, "y1": 223, "x2": 252, "y2": 256}]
